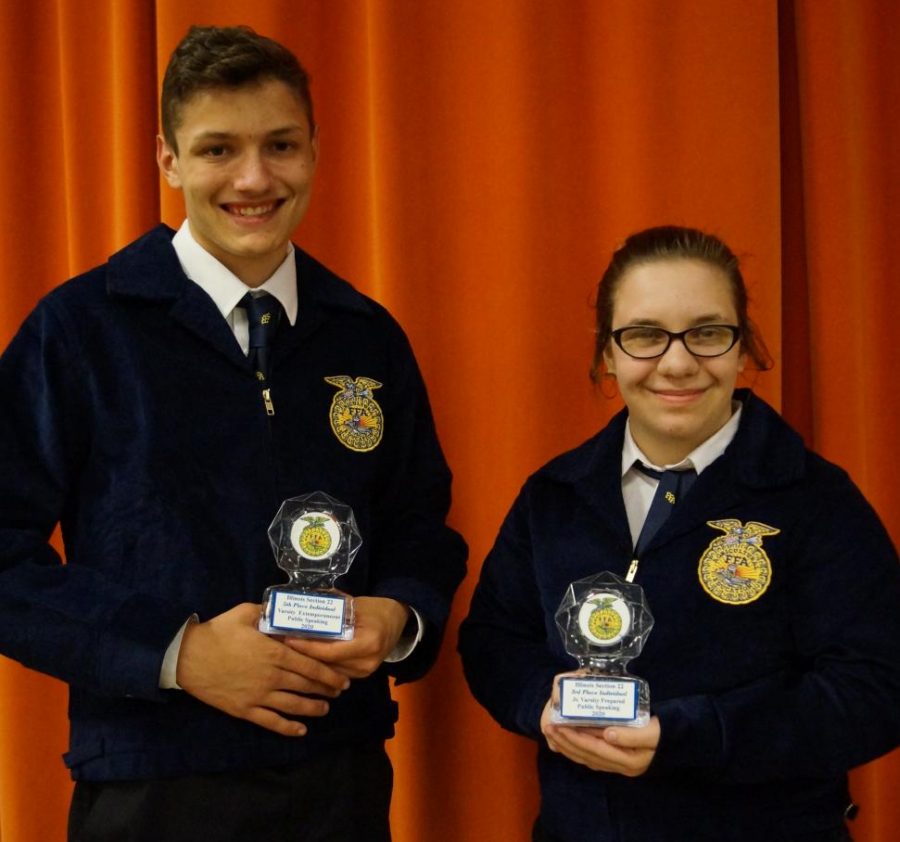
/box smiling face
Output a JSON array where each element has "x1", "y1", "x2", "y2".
[
  {"x1": 603, "y1": 258, "x2": 745, "y2": 465},
  {"x1": 157, "y1": 78, "x2": 318, "y2": 286}
]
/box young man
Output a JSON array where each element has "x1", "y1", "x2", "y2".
[{"x1": 0, "y1": 25, "x2": 466, "y2": 841}]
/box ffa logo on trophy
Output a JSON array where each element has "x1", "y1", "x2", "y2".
[
  {"x1": 294, "y1": 514, "x2": 339, "y2": 559},
  {"x1": 579, "y1": 595, "x2": 630, "y2": 646},
  {"x1": 698, "y1": 519, "x2": 779, "y2": 605},
  {"x1": 325, "y1": 375, "x2": 384, "y2": 452}
]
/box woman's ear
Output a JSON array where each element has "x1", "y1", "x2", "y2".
[{"x1": 603, "y1": 344, "x2": 616, "y2": 376}]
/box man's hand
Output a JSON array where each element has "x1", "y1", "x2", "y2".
[
  {"x1": 540, "y1": 696, "x2": 660, "y2": 777},
  {"x1": 176, "y1": 603, "x2": 350, "y2": 737},
  {"x1": 285, "y1": 596, "x2": 410, "y2": 679}
]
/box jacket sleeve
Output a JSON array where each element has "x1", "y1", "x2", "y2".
[
  {"x1": 652, "y1": 469, "x2": 900, "y2": 783},
  {"x1": 0, "y1": 299, "x2": 192, "y2": 701},
  {"x1": 364, "y1": 319, "x2": 468, "y2": 683},
  {"x1": 458, "y1": 483, "x2": 562, "y2": 737}
]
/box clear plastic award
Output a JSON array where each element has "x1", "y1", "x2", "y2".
[
  {"x1": 258, "y1": 492, "x2": 362, "y2": 640},
  {"x1": 550, "y1": 572, "x2": 654, "y2": 727}
]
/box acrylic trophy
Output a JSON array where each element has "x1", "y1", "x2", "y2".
[
  {"x1": 550, "y1": 572, "x2": 654, "y2": 727},
  {"x1": 258, "y1": 492, "x2": 362, "y2": 640}
]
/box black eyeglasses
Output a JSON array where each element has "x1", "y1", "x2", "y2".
[{"x1": 611, "y1": 324, "x2": 741, "y2": 359}]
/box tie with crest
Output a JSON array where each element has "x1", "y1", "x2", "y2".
[
  {"x1": 238, "y1": 292, "x2": 282, "y2": 382},
  {"x1": 634, "y1": 463, "x2": 697, "y2": 554}
]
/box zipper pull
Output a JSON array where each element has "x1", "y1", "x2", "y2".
[
  {"x1": 625, "y1": 558, "x2": 639, "y2": 582},
  {"x1": 262, "y1": 388, "x2": 275, "y2": 416}
]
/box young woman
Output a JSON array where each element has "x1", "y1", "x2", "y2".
[{"x1": 459, "y1": 226, "x2": 900, "y2": 842}]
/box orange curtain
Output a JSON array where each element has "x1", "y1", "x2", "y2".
[{"x1": 0, "y1": 2, "x2": 896, "y2": 839}]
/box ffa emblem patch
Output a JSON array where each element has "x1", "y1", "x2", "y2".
[
  {"x1": 698, "y1": 519, "x2": 780, "y2": 605},
  {"x1": 324, "y1": 375, "x2": 384, "y2": 452}
]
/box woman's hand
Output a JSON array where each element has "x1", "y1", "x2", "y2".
[{"x1": 540, "y1": 697, "x2": 660, "y2": 777}]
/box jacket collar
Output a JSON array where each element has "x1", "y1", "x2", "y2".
[
  {"x1": 543, "y1": 390, "x2": 805, "y2": 488},
  {"x1": 107, "y1": 225, "x2": 373, "y2": 314},
  {"x1": 539, "y1": 390, "x2": 807, "y2": 546},
  {"x1": 104, "y1": 225, "x2": 374, "y2": 364}
]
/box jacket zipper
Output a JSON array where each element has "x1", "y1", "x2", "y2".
[
  {"x1": 626, "y1": 558, "x2": 640, "y2": 582},
  {"x1": 262, "y1": 387, "x2": 275, "y2": 416}
]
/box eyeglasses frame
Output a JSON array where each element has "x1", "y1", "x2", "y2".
[{"x1": 610, "y1": 324, "x2": 742, "y2": 359}]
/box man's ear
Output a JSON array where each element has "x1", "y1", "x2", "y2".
[{"x1": 156, "y1": 135, "x2": 182, "y2": 189}]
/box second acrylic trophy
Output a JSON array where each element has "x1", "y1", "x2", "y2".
[
  {"x1": 258, "y1": 491, "x2": 362, "y2": 640},
  {"x1": 550, "y1": 571, "x2": 654, "y2": 727}
]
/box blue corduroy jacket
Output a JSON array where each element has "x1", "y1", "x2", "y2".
[
  {"x1": 459, "y1": 391, "x2": 900, "y2": 841},
  {"x1": 0, "y1": 225, "x2": 467, "y2": 781}
]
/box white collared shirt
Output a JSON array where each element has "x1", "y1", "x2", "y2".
[
  {"x1": 621, "y1": 403, "x2": 743, "y2": 547},
  {"x1": 171, "y1": 219, "x2": 298, "y2": 353}
]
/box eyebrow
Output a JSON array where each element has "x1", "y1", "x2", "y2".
[
  {"x1": 190, "y1": 125, "x2": 307, "y2": 143},
  {"x1": 621, "y1": 314, "x2": 730, "y2": 327}
]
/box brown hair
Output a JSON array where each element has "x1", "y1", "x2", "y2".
[
  {"x1": 161, "y1": 25, "x2": 314, "y2": 152},
  {"x1": 590, "y1": 225, "x2": 772, "y2": 382}
]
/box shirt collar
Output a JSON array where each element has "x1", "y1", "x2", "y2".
[
  {"x1": 171, "y1": 220, "x2": 298, "y2": 325},
  {"x1": 620, "y1": 401, "x2": 743, "y2": 478}
]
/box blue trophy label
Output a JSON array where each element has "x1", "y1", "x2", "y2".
[
  {"x1": 558, "y1": 676, "x2": 639, "y2": 722},
  {"x1": 266, "y1": 590, "x2": 347, "y2": 637}
]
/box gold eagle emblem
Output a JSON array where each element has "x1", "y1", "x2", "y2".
[
  {"x1": 324, "y1": 375, "x2": 384, "y2": 452},
  {"x1": 697, "y1": 519, "x2": 780, "y2": 605}
]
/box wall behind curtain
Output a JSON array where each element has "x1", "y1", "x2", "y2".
[{"x1": 0, "y1": 2, "x2": 896, "y2": 840}]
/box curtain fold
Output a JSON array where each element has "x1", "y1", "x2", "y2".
[
  {"x1": 0, "y1": 2, "x2": 896, "y2": 839},
  {"x1": 781, "y1": 4, "x2": 900, "y2": 834}
]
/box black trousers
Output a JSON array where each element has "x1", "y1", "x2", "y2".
[{"x1": 68, "y1": 743, "x2": 392, "y2": 842}]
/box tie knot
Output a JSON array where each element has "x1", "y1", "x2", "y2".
[
  {"x1": 240, "y1": 292, "x2": 282, "y2": 349},
  {"x1": 634, "y1": 462, "x2": 664, "y2": 481},
  {"x1": 634, "y1": 463, "x2": 698, "y2": 505},
  {"x1": 635, "y1": 462, "x2": 696, "y2": 482}
]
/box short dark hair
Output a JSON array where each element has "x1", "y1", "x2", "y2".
[
  {"x1": 590, "y1": 225, "x2": 773, "y2": 381},
  {"x1": 161, "y1": 25, "x2": 314, "y2": 152}
]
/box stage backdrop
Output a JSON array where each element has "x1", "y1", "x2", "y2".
[{"x1": 0, "y1": 1, "x2": 897, "y2": 839}]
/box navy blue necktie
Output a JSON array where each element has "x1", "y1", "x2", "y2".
[
  {"x1": 239, "y1": 292, "x2": 282, "y2": 381},
  {"x1": 634, "y1": 464, "x2": 697, "y2": 554}
]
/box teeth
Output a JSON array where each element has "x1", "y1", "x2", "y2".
[{"x1": 233, "y1": 204, "x2": 274, "y2": 216}]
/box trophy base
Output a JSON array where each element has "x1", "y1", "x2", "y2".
[
  {"x1": 258, "y1": 587, "x2": 355, "y2": 640},
  {"x1": 550, "y1": 673, "x2": 650, "y2": 728}
]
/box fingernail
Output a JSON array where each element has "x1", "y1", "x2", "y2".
[{"x1": 605, "y1": 729, "x2": 618, "y2": 744}]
